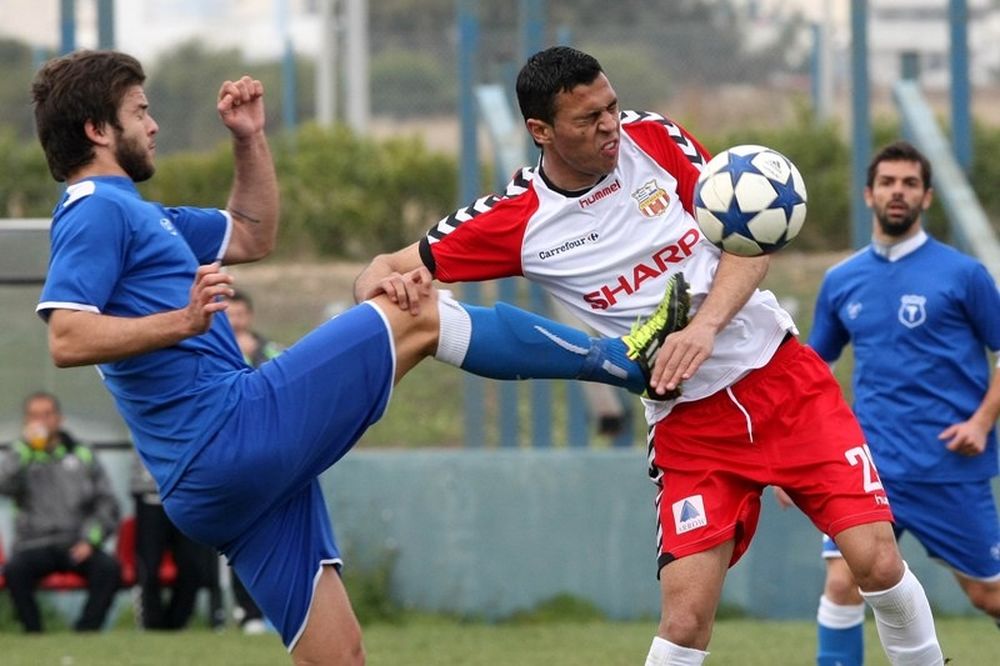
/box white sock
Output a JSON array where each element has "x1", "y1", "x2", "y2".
[
  {"x1": 818, "y1": 594, "x2": 865, "y2": 628},
  {"x1": 434, "y1": 290, "x2": 471, "y2": 366},
  {"x1": 860, "y1": 562, "x2": 943, "y2": 666},
  {"x1": 645, "y1": 636, "x2": 709, "y2": 666}
]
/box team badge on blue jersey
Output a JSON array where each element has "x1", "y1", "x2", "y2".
[
  {"x1": 846, "y1": 302, "x2": 862, "y2": 320},
  {"x1": 898, "y1": 294, "x2": 927, "y2": 328},
  {"x1": 672, "y1": 494, "x2": 707, "y2": 534}
]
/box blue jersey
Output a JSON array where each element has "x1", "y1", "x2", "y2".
[
  {"x1": 809, "y1": 235, "x2": 1000, "y2": 481},
  {"x1": 37, "y1": 176, "x2": 248, "y2": 495}
]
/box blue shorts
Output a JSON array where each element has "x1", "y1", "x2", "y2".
[
  {"x1": 163, "y1": 302, "x2": 395, "y2": 647},
  {"x1": 821, "y1": 478, "x2": 1000, "y2": 580}
]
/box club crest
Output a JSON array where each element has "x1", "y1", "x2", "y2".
[
  {"x1": 898, "y1": 294, "x2": 926, "y2": 328},
  {"x1": 631, "y1": 180, "x2": 671, "y2": 218}
]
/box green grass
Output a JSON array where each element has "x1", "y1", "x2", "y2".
[{"x1": 0, "y1": 616, "x2": 993, "y2": 665}]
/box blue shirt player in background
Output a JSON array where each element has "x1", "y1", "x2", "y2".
[
  {"x1": 794, "y1": 140, "x2": 1000, "y2": 665},
  {"x1": 30, "y1": 50, "x2": 686, "y2": 665}
]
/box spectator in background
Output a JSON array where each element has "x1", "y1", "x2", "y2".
[
  {"x1": 228, "y1": 290, "x2": 282, "y2": 367},
  {"x1": 129, "y1": 455, "x2": 222, "y2": 630},
  {"x1": 0, "y1": 391, "x2": 121, "y2": 632},
  {"x1": 224, "y1": 289, "x2": 278, "y2": 634}
]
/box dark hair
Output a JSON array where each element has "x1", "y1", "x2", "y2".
[
  {"x1": 22, "y1": 391, "x2": 61, "y2": 415},
  {"x1": 32, "y1": 50, "x2": 146, "y2": 182},
  {"x1": 866, "y1": 140, "x2": 932, "y2": 190},
  {"x1": 230, "y1": 289, "x2": 254, "y2": 311},
  {"x1": 516, "y1": 46, "x2": 604, "y2": 125}
]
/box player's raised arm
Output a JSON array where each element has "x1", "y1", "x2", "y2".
[
  {"x1": 217, "y1": 76, "x2": 279, "y2": 265},
  {"x1": 47, "y1": 264, "x2": 234, "y2": 367}
]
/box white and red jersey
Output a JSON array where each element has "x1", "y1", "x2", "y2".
[{"x1": 420, "y1": 110, "x2": 795, "y2": 417}]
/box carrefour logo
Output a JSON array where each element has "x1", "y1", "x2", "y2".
[{"x1": 538, "y1": 232, "x2": 600, "y2": 260}]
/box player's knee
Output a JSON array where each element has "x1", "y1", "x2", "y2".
[
  {"x1": 843, "y1": 532, "x2": 903, "y2": 592},
  {"x1": 370, "y1": 289, "x2": 440, "y2": 352},
  {"x1": 823, "y1": 560, "x2": 862, "y2": 604},
  {"x1": 658, "y1": 610, "x2": 714, "y2": 650},
  {"x1": 824, "y1": 575, "x2": 862, "y2": 605},
  {"x1": 964, "y1": 581, "x2": 1000, "y2": 618}
]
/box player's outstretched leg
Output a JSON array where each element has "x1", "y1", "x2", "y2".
[{"x1": 432, "y1": 273, "x2": 690, "y2": 396}]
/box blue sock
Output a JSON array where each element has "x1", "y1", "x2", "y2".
[
  {"x1": 454, "y1": 302, "x2": 647, "y2": 394},
  {"x1": 817, "y1": 623, "x2": 864, "y2": 666},
  {"x1": 816, "y1": 595, "x2": 865, "y2": 666}
]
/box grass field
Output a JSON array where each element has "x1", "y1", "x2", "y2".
[{"x1": 1, "y1": 616, "x2": 993, "y2": 665}]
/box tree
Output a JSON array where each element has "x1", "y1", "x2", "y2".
[{"x1": 0, "y1": 38, "x2": 45, "y2": 142}]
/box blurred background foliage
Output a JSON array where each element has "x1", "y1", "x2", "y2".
[
  {"x1": 6, "y1": 108, "x2": 998, "y2": 257},
  {"x1": 0, "y1": 0, "x2": 994, "y2": 255}
]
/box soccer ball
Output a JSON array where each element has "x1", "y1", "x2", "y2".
[{"x1": 694, "y1": 144, "x2": 807, "y2": 256}]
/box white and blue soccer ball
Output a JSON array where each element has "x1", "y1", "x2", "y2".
[{"x1": 694, "y1": 144, "x2": 807, "y2": 256}]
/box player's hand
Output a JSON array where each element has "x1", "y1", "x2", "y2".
[
  {"x1": 69, "y1": 541, "x2": 93, "y2": 564},
  {"x1": 772, "y1": 487, "x2": 795, "y2": 510},
  {"x1": 217, "y1": 76, "x2": 266, "y2": 139},
  {"x1": 939, "y1": 420, "x2": 988, "y2": 457},
  {"x1": 648, "y1": 321, "x2": 714, "y2": 396},
  {"x1": 185, "y1": 263, "x2": 234, "y2": 334},
  {"x1": 368, "y1": 267, "x2": 434, "y2": 316}
]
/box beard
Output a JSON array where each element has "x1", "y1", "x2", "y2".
[
  {"x1": 114, "y1": 130, "x2": 155, "y2": 182},
  {"x1": 875, "y1": 201, "x2": 921, "y2": 238}
]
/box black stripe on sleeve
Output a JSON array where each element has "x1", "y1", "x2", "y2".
[{"x1": 418, "y1": 236, "x2": 436, "y2": 275}]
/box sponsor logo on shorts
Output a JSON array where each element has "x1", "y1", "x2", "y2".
[
  {"x1": 874, "y1": 494, "x2": 890, "y2": 506},
  {"x1": 672, "y1": 494, "x2": 707, "y2": 534}
]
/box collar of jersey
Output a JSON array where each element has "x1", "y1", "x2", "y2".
[
  {"x1": 81, "y1": 175, "x2": 141, "y2": 196},
  {"x1": 871, "y1": 228, "x2": 928, "y2": 262},
  {"x1": 537, "y1": 162, "x2": 610, "y2": 199}
]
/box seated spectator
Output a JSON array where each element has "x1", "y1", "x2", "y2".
[
  {"x1": 129, "y1": 454, "x2": 222, "y2": 630},
  {"x1": 0, "y1": 391, "x2": 121, "y2": 632}
]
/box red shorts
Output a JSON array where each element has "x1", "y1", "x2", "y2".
[{"x1": 650, "y1": 337, "x2": 893, "y2": 573}]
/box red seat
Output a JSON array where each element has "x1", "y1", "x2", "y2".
[
  {"x1": 116, "y1": 516, "x2": 178, "y2": 587},
  {"x1": 0, "y1": 517, "x2": 176, "y2": 591},
  {"x1": 39, "y1": 571, "x2": 88, "y2": 590}
]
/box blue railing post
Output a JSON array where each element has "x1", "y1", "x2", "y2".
[
  {"x1": 950, "y1": 0, "x2": 972, "y2": 173},
  {"x1": 60, "y1": 0, "x2": 76, "y2": 54},
  {"x1": 97, "y1": 0, "x2": 114, "y2": 49},
  {"x1": 458, "y1": 0, "x2": 484, "y2": 448},
  {"x1": 850, "y1": 0, "x2": 871, "y2": 249}
]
